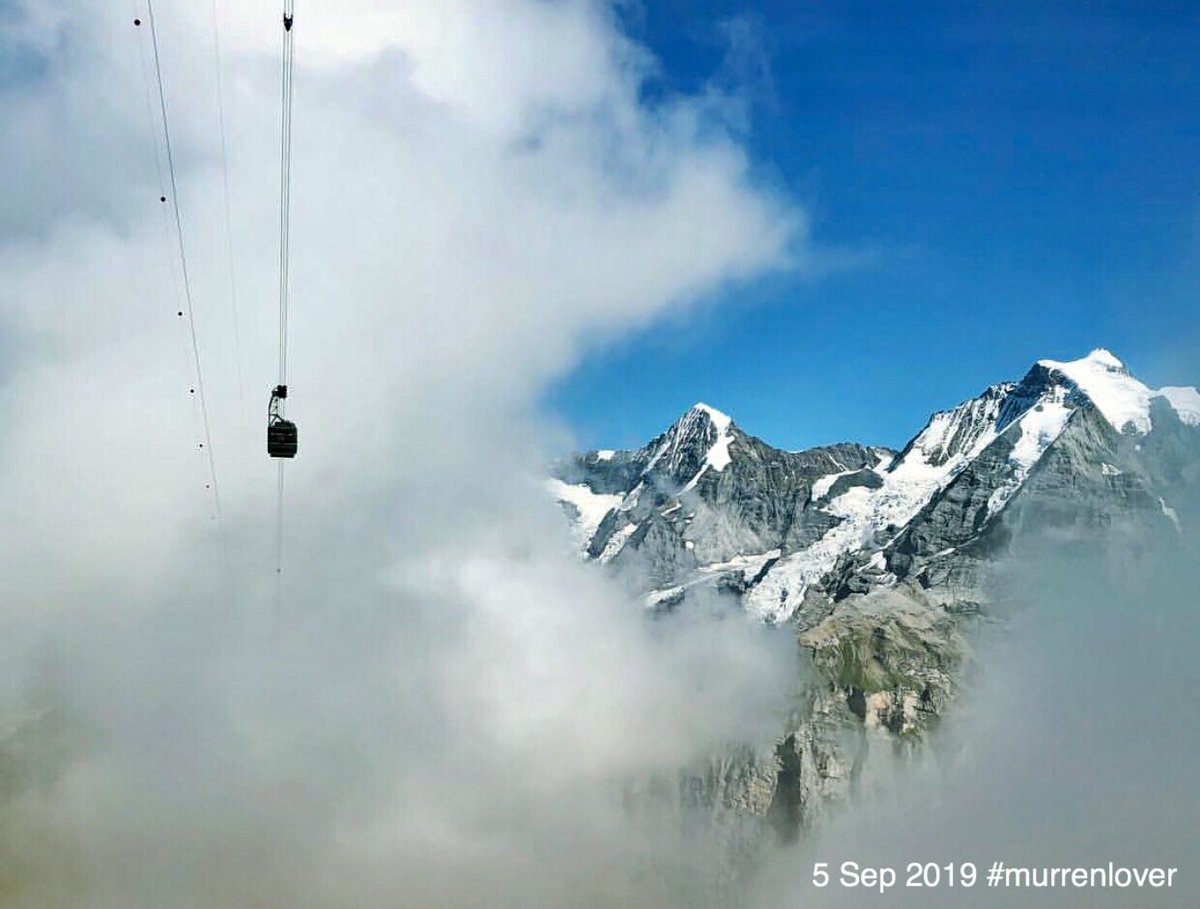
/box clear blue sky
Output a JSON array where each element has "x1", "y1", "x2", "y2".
[{"x1": 547, "y1": 0, "x2": 1200, "y2": 451}]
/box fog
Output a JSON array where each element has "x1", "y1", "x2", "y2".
[
  {"x1": 1, "y1": 1, "x2": 802, "y2": 905},
  {"x1": 749, "y1": 494, "x2": 1200, "y2": 908}
]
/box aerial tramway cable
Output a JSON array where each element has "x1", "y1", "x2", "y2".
[
  {"x1": 141, "y1": 1, "x2": 226, "y2": 526},
  {"x1": 270, "y1": 1, "x2": 299, "y2": 585},
  {"x1": 208, "y1": 0, "x2": 246, "y2": 404},
  {"x1": 278, "y1": 0, "x2": 295, "y2": 396}
]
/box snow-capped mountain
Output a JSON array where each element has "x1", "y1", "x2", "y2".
[
  {"x1": 550, "y1": 349, "x2": 1199, "y2": 846},
  {"x1": 552, "y1": 348, "x2": 1198, "y2": 622},
  {"x1": 551, "y1": 402, "x2": 885, "y2": 597}
]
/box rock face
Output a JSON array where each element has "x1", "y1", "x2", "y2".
[
  {"x1": 553, "y1": 403, "x2": 885, "y2": 590},
  {"x1": 550, "y1": 349, "x2": 1200, "y2": 845}
]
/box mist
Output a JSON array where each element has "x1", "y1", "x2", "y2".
[
  {"x1": 0, "y1": 1, "x2": 804, "y2": 905},
  {"x1": 749, "y1": 489, "x2": 1200, "y2": 908}
]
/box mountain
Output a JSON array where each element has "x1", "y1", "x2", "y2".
[
  {"x1": 550, "y1": 401, "x2": 887, "y2": 601},
  {"x1": 549, "y1": 349, "x2": 1200, "y2": 844},
  {"x1": 553, "y1": 349, "x2": 1197, "y2": 619}
]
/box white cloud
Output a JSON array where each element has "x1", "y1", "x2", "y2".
[{"x1": 0, "y1": 1, "x2": 804, "y2": 905}]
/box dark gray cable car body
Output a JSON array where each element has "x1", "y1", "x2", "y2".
[{"x1": 267, "y1": 384, "x2": 297, "y2": 458}]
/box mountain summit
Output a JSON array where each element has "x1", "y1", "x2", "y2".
[
  {"x1": 549, "y1": 349, "x2": 1199, "y2": 843},
  {"x1": 1036, "y1": 348, "x2": 1199, "y2": 435},
  {"x1": 554, "y1": 351, "x2": 1197, "y2": 622}
]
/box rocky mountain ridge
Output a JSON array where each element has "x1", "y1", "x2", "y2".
[
  {"x1": 550, "y1": 349, "x2": 1200, "y2": 846},
  {"x1": 552, "y1": 349, "x2": 1197, "y2": 622}
]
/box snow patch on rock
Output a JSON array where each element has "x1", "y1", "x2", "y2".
[
  {"x1": 744, "y1": 428, "x2": 998, "y2": 623},
  {"x1": 987, "y1": 397, "x2": 1073, "y2": 516},
  {"x1": 598, "y1": 523, "x2": 638, "y2": 563},
  {"x1": 546, "y1": 479, "x2": 623, "y2": 551},
  {"x1": 695, "y1": 403, "x2": 734, "y2": 470},
  {"x1": 1159, "y1": 497, "x2": 1181, "y2": 532},
  {"x1": 811, "y1": 469, "x2": 854, "y2": 500}
]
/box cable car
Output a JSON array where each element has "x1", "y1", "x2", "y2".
[{"x1": 267, "y1": 384, "x2": 298, "y2": 458}]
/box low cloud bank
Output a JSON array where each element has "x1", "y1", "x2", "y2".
[{"x1": 751, "y1": 492, "x2": 1200, "y2": 908}]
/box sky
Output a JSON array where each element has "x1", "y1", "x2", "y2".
[{"x1": 548, "y1": 0, "x2": 1200, "y2": 451}]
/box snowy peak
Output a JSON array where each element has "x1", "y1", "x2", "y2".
[
  {"x1": 888, "y1": 355, "x2": 1086, "y2": 478},
  {"x1": 1158, "y1": 387, "x2": 1200, "y2": 426},
  {"x1": 1038, "y1": 348, "x2": 1148, "y2": 434},
  {"x1": 660, "y1": 402, "x2": 731, "y2": 442},
  {"x1": 1071, "y1": 347, "x2": 1126, "y2": 371},
  {"x1": 550, "y1": 347, "x2": 1199, "y2": 625},
  {"x1": 1036, "y1": 349, "x2": 1199, "y2": 434},
  {"x1": 642, "y1": 402, "x2": 737, "y2": 485},
  {"x1": 690, "y1": 402, "x2": 732, "y2": 432}
]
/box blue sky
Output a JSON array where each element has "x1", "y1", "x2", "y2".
[{"x1": 548, "y1": 0, "x2": 1200, "y2": 451}]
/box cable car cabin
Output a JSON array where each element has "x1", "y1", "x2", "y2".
[
  {"x1": 268, "y1": 419, "x2": 298, "y2": 458},
  {"x1": 267, "y1": 385, "x2": 298, "y2": 458}
]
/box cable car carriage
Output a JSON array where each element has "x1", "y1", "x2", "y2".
[{"x1": 267, "y1": 384, "x2": 298, "y2": 458}]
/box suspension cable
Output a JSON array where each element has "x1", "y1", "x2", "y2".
[
  {"x1": 144, "y1": 0, "x2": 225, "y2": 524},
  {"x1": 275, "y1": 1, "x2": 297, "y2": 584},
  {"x1": 276, "y1": 461, "x2": 286, "y2": 594},
  {"x1": 278, "y1": 0, "x2": 296, "y2": 390},
  {"x1": 209, "y1": 0, "x2": 245, "y2": 403}
]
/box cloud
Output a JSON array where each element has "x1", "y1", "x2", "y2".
[
  {"x1": 0, "y1": 1, "x2": 804, "y2": 905},
  {"x1": 747, "y1": 496, "x2": 1200, "y2": 908},
  {"x1": 714, "y1": 15, "x2": 778, "y2": 116}
]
